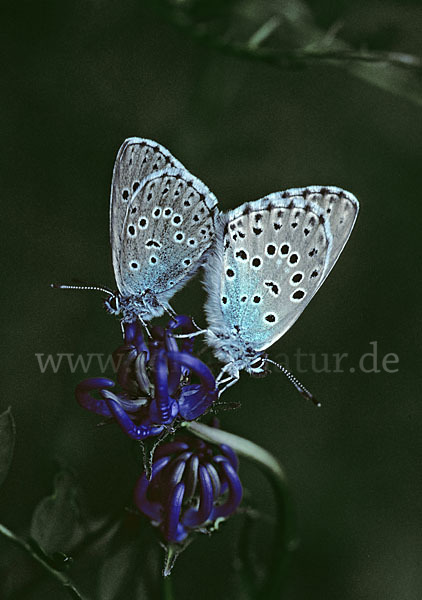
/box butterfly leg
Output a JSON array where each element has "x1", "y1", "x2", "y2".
[{"x1": 217, "y1": 376, "x2": 239, "y2": 397}]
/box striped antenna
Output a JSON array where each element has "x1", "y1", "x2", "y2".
[{"x1": 265, "y1": 358, "x2": 320, "y2": 407}]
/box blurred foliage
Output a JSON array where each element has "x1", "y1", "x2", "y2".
[{"x1": 152, "y1": 0, "x2": 422, "y2": 105}]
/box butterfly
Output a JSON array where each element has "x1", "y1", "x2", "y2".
[
  {"x1": 81, "y1": 138, "x2": 218, "y2": 324},
  {"x1": 203, "y1": 186, "x2": 359, "y2": 393}
]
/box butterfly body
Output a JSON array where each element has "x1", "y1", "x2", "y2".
[
  {"x1": 204, "y1": 186, "x2": 359, "y2": 383},
  {"x1": 109, "y1": 139, "x2": 218, "y2": 323}
]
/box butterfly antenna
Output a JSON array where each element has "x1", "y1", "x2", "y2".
[
  {"x1": 51, "y1": 283, "x2": 114, "y2": 297},
  {"x1": 265, "y1": 358, "x2": 321, "y2": 407}
]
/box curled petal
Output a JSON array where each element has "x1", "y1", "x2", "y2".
[
  {"x1": 148, "y1": 398, "x2": 178, "y2": 425},
  {"x1": 168, "y1": 352, "x2": 216, "y2": 391},
  {"x1": 123, "y1": 322, "x2": 137, "y2": 345},
  {"x1": 164, "y1": 482, "x2": 187, "y2": 543},
  {"x1": 211, "y1": 459, "x2": 243, "y2": 519},
  {"x1": 104, "y1": 394, "x2": 163, "y2": 440},
  {"x1": 183, "y1": 455, "x2": 199, "y2": 501},
  {"x1": 134, "y1": 352, "x2": 151, "y2": 394},
  {"x1": 154, "y1": 350, "x2": 172, "y2": 422},
  {"x1": 165, "y1": 333, "x2": 182, "y2": 395},
  {"x1": 167, "y1": 315, "x2": 195, "y2": 332},
  {"x1": 154, "y1": 441, "x2": 190, "y2": 459},
  {"x1": 124, "y1": 321, "x2": 149, "y2": 355},
  {"x1": 116, "y1": 348, "x2": 138, "y2": 393},
  {"x1": 75, "y1": 378, "x2": 115, "y2": 417},
  {"x1": 178, "y1": 384, "x2": 216, "y2": 420},
  {"x1": 204, "y1": 462, "x2": 221, "y2": 498},
  {"x1": 166, "y1": 457, "x2": 188, "y2": 489},
  {"x1": 182, "y1": 464, "x2": 214, "y2": 527},
  {"x1": 134, "y1": 456, "x2": 171, "y2": 521},
  {"x1": 220, "y1": 444, "x2": 239, "y2": 471}
]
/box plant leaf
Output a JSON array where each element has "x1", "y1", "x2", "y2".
[
  {"x1": 30, "y1": 469, "x2": 86, "y2": 554},
  {"x1": 0, "y1": 407, "x2": 16, "y2": 488}
]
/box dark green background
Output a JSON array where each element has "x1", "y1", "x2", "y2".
[{"x1": 1, "y1": 1, "x2": 421, "y2": 598}]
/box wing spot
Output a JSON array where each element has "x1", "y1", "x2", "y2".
[
  {"x1": 266, "y1": 244, "x2": 277, "y2": 256},
  {"x1": 309, "y1": 248, "x2": 317, "y2": 257},
  {"x1": 311, "y1": 270, "x2": 319, "y2": 278},
  {"x1": 264, "y1": 281, "x2": 279, "y2": 296},
  {"x1": 146, "y1": 239, "x2": 161, "y2": 248},
  {"x1": 253, "y1": 295, "x2": 261, "y2": 304},
  {"x1": 183, "y1": 258, "x2": 191, "y2": 267},
  {"x1": 241, "y1": 296, "x2": 247, "y2": 303},
  {"x1": 291, "y1": 222, "x2": 298, "y2": 229},
  {"x1": 222, "y1": 296, "x2": 228, "y2": 305},
  {"x1": 226, "y1": 268, "x2": 235, "y2": 278},
  {"x1": 304, "y1": 228, "x2": 310, "y2": 236},
  {"x1": 251, "y1": 257, "x2": 262, "y2": 269},
  {"x1": 188, "y1": 238, "x2": 197, "y2": 247},
  {"x1": 172, "y1": 214, "x2": 182, "y2": 226},
  {"x1": 288, "y1": 253, "x2": 299, "y2": 265},
  {"x1": 255, "y1": 213, "x2": 262, "y2": 222},
  {"x1": 273, "y1": 222, "x2": 282, "y2": 231},
  {"x1": 264, "y1": 313, "x2": 277, "y2": 323},
  {"x1": 253, "y1": 227, "x2": 263, "y2": 236},
  {"x1": 130, "y1": 261, "x2": 139, "y2": 270},
  {"x1": 163, "y1": 207, "x2": 173, "y2": 218},
  {"x1": 152, "y1": 207, "x2": 161, "y2": 218},
  {"x1": 128, "y1": 225, "x2": 136, "y2": 237},
  {"x1": 131, "y1": 207, "x2": 137, "y2": 214},
  {"x1": 133, "y1": 181, "x2": 140, "y2": 192},
  {"x1": 174, "y1": 232, "x2": 185, "y2": 243},
  {"x1": 291, "y1": 272, "x2": 303, "y2": 285},
  {"x1": 280, "y1": 244, "x2": 290, "y2": 255},
  {"x1": 235, "y1": 249, "x2": 248, "y2": 261},
  {"x1": 138, "y1": 217, "x2": 148, "y2": 229},
  {"x1": 291, "y1": 289, "x2": 306, "y2": 302},
  {"x1": 193, "y1": 214, "x2": 200, "y2": 222},
  {"x1": 122, "y1": 189, "x2": 129, "y2": 200},
  {"x1": 149, "y1": 256, "x2": 158, "y2": 265}
]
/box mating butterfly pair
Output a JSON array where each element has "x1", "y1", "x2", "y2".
[{"x1": 80, "y1": 138, "x2": 360, "y2": 389}]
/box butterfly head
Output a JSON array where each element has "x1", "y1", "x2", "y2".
[
  {"x1": 104, "y1": 294, "x2": 120, "y2": 315},
  {"x1": 104, "y1": 290, "x2": 167, "y2": 323}
]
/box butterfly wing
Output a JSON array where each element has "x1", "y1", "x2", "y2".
[
  {"x1": 118, "y1": 166, "x2": 217, "y2": 305},
  {"x1": 205, "y1": 186, "x2": 358, "y2": 352},
  {"x1": 110, "y1": 138, "x2": 218, "y2": 300}
]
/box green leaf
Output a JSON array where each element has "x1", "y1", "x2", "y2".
[
  {"x1": 0, "y1": 406, "x2": 16, "y2": 488},
  {"x1": 30, "y1": 469, "x2": 86, "y2": 554}
]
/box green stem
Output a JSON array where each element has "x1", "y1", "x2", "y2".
[
  {"x1": 183, "y1": 421, "x2": 293, "y2": 599},
  {"x1": 161, "y1": 574, "x2": 175, "y2": 600},
  {"x1": 0, "y1": 523, "x2": 89, "y2": 600}
]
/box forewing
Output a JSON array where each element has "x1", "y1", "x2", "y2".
[
  {"x1": 281, "y1": 186, "x2": 359, "y2": 279},
  {"x1": 217, "y1": 186, "x2": 359, "y2": 351},
  {"x1": 110, "y1": 138, "x2": 186, "y2": 293},
  {"x1": 118, "y1": 167, "x2": 217, "y2": 300}
]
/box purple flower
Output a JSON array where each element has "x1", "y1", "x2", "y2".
[
  {"x1": 134, "y1": 425, "x2": 242, "y2": 543},
  {"x1": 75, "y1": 317, "x2": 217, "y2": 441}
]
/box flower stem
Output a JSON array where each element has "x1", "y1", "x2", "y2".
[
  {"x1": 161, "y1": 574, "x2": 175, "y2": 600},
  {"x1": 184, "y1": 421, "x2": 294, "y2": 599},
  {"x1": 0, "y1": 522, "x2": 89, "y2": 600}
]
